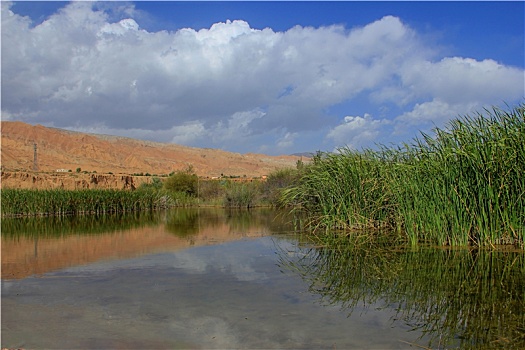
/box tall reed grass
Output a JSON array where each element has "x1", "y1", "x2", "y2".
[
  {"x1": 282, "y1": 103, "x2": 524, "y2": 248},
  {"x1": 223, "y1": 181, "x2": 260, "y2": 208},
  {"x1": 1, "y1": 188, "x2": 173, "y2": 217}
]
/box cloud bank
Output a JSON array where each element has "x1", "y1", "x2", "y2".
[{"x1": 2, "y1": 2, "x2": 523, "y2": 154}]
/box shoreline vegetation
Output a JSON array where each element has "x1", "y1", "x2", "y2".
[
  {"x1": 0, "y1": 168, "x2": 299, "y2": 216},
  {"x1": 2, "y1": 103, "x2": 524, "y2": 249},
  {"x1": 282, "y1": 103, "x2": 524, "y2": 249}
]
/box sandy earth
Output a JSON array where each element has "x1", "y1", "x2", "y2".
[{"x1": 1, "y1": 121, "x2": 307, "y2": 189}]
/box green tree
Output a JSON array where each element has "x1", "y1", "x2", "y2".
[
  {"x1": 296, "y1": 158, "x2": 304, "y2": 170},
  {"x1": 164, "y1": 168, "x2": 198, "y2": 196}
]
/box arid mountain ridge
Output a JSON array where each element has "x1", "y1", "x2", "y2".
[{"x1": 1, "y1": 121, "x2": 306, "y2": 179}]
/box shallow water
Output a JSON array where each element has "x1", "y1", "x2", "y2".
[{"x1": 2, "y1": 208, "x2": 523, "y2": 349}]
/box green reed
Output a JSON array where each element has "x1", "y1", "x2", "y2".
[
  {"x1": 281, "y1": 149, "x2": 394, "y2": 232},
  {"x1": 223, "y1": 181, "x2": 261, "y2": 208},
  {"x1": 282, "y1": 103, "x2": 525, "y2": 248},
  {"x1": 0, "y1": 188, "x2": 174, "y2": 217}
]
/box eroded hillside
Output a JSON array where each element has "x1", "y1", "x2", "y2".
[{"x1": 1, "y1": 121, "x2": 305, "y2": 179}]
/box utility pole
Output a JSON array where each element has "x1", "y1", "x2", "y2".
[{"x1": 33, "y1": 142, "x2": 38, "y2": 172}]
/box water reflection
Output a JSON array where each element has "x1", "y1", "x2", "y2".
[
  {"x1": 279, "y1": 238, "x2": 525, "y2": 348},
  {"x1": 6, "y1": 209, "x2": 427, "y2": 349},
  {"x1": 3, "y1": 209, "x2": 523, "y2": 349},
  {"x1": 1, "y1": 208, "x2": 295, "y2": 279},
  {"x1": 1, "y1": 211, "x2": 161, "y2": 238}
]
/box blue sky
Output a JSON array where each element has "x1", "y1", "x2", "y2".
[{"x1": 2, "y1": 1, "x2": 524, "y2": 155}]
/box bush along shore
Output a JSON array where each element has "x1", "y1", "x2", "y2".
[
  {"x1": 0, "y1": 166, "x2": 300, "y2": 217},
  {"x1": 281, "y1": 103, "x2": 524, "y2": 249}
]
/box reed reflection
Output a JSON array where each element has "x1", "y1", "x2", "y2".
[
  {"x1": 1, "y1": 208, "x2": 294, "y2": 280},
  {"x1": 279, "y1": 237, "x2": 525, "y2": 349}
]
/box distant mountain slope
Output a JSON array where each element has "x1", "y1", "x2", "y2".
[
  {"x1": 0, "y1": 121, "x2": 303, "y2": 177},
  {"x1": 290, "y1": 152, "x2": 316, "y2": 158}
]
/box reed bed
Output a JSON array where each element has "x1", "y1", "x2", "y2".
[
  {"x1": 1, "y1": 188, "x2": 173, "y2": 217},
  {"x1": 282, "y1": 103, "x2": 525, "y2": 248},
  {"x1": 223, "y1": 181, "x2": 261, "y2": 208}
]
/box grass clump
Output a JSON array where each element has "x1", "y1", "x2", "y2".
[
  {"x1": 223, "y1": 181, "x2": 260, "y2": 208},
  {"x1": 260, "y1": 167, "x2": 303, "y2": 206},
  {"x1": 282, "y1": 103, "x2": 525, "y2": 248},
  {"x1": 282, "y1": 150, "x2": 392, "y2": 231},
  {"x1": 1, "y1": 188, "x2": 173, "y2": 217}
]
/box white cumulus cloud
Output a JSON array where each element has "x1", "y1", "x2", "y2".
[
  {"x1": 1, "y1": 1, "x2": 523, "y2": 154},
  {"x1": 327, "y1": 114, "x2": 389, "y2": 150}
]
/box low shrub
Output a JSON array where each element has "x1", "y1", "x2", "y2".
[
  {"x1": 164, "y1": 169, "x2": 198, "y2": 196},
  {"x1": 223, "y1": 181, "x2": 260, "y2": 208}
]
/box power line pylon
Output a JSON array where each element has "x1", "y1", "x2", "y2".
[{"x1": 33, "y1": 142, "x2": 38, "y2": 172}]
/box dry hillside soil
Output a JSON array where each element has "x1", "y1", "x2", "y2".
[{"x1": 1, "y1": 121, "x2": 306, "y2": 190}]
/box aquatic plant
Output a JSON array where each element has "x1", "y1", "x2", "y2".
[
  {"x1": 282, "y1": 103, "x2": 525, "y2": 248},
  {"x1": 0, "y1": 188, "x2": 173, "y2": 217},
  {"x1": 281, "y1": 149, "x2": 393, "y2": 231},
  {"x1": 223, "y1": 181, "x2": 260, "y2": 208}
]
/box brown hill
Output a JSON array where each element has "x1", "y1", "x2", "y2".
[{"x1": 1, "y1": 121, "x2": 304, "y2": 178}]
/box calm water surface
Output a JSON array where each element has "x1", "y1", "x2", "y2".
[{"x1": 2, "y1": 208, "x2": 524, "y2": 349}]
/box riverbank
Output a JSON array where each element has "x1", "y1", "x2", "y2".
[{"x1": 0, "y1": 171, "x2": 156, "y2": 190}]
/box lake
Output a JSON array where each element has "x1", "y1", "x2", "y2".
[{"x1": 2, "y1": 208, "x2": 524, "y2": 349}]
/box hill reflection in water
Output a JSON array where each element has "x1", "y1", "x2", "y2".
[{"x1": 1, "y1": 208, "x2": 289, "y2": 279}]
